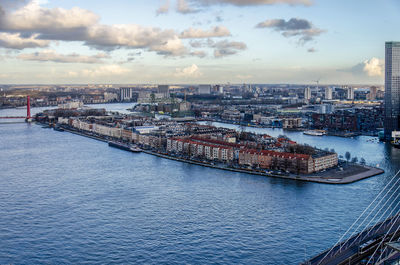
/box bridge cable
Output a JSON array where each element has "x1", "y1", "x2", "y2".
[
  {"x1": 336, "y1": 169, "x2": 400, "y2": 252},
  {"x1": 317, "y1": 169, "x2": 400, "y2": 264},
  {"x1": 373, "y1": 204, "x2": 400, "y2": 263},
  {"x1": 368, "y1": 209, "x2": 400, "y2": 264},
  {"x1": 350, "y1": 178, "x2": 400, "y2": 246}
]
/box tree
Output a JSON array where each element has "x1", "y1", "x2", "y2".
[
  {"x1": 351, "y1": 157, "x2": 358, "y2": 163},
  {"x1": 150, "y1": 93, "x2": 155, "y2": 104},
  {"x1": 330, "y1": 149, "x2": 335, "y2": 153},
  {"x1": 360, "y1": 158, "x2": 366, "y2": 165},
  {"x1": 345, "y1": 151, "x2": 351, "y2": 162}
]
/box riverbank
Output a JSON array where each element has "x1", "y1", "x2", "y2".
[
  {"x1": 53, "y1": 124, "x2": 384, "y2": 184},
  {"x1": 199, "y1": 119, "x2": 378, "y2": 138}
]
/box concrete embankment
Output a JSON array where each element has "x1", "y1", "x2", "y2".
[{"x1": 55, "y1": 125, "x2": 384, "y2": 184}]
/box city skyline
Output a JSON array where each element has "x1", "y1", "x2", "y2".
[{"x1": 0, "y1": 0, "x2": 399, "y2": 84}]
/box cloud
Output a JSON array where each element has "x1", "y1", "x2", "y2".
[
  {"x1": 0, "y1": 1, "x2": 189, "y2": 57},
  {"x1": 177, "y1": 0, "x2": 200, "y2": 14},
  {"x1": 363, "y1": 57, "x2": 384, "y2": 77},
  {"x1": 0, "y1": 32, "x2": 50, "y2": 49},
  {"x1": 236, "y1": 74, "x2": 253, "y2": 79},
  {"x1": 17, "y1": 50, "x2": 110, "y2": 63},
  {"x1": 174, "y1": 64, "x2": 202, "y2": 78},
  {"x1": 191, "y1": 0, "x2": 313, "y2": 7},
  {"x1": 80, "y1": 65, "x2": 131, "y2": 77},
  {"x1": 0, "y1": 1, "x2": 99, "y2": 32},
  {"x1": 307, "y1": 47, "x2": 316, "y2": 53},
  {"x1": 180, "y1": 26, "x2": 231, "y2": 38},
  {"x1": 338, "y1": 58, "x2": 384, "y2": 78},
  {"x1": 256, "y1": 18, "x2": 324, "y2": 44},
  {"x1": 156, "y1": 0, "x2": 170, "y2": 15},
  {"x1": 190, "y1": 50, "x2": 207, "y2": 58},
  {"x1": 209, "y1": 39, "x2": 247, "y2": 57}
]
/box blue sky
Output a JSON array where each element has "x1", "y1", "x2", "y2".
[{"x1": 0, "y1": 0, "x2": 399, "y2": 84}]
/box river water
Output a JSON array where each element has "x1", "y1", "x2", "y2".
[{"x1": 1, "y1": 103, "x2": 400, "y2": 264}]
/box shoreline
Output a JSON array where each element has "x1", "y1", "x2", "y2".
[{"x1": 57, "y1": 125, "x2": 384, "y2": 185}]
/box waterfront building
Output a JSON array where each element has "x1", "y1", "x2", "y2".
[
  {"x1": 282, "y1": 118, "x2": 302, "y2": 129},
  {"x1": 120, "y1": 87, "x2": 134, "y2": 101},
  {"x1": 384, "y1": 42, "x2": 400, "y2": 140}
]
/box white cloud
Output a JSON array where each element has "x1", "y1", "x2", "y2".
[
  {"x1": 81, "y1": 65, "x2": 131, "y2": 77},
  {"x1": 0, "y1": 1, "x2": 99, "y2": 32},
  {"x1": 190, "y1": 50, "x2": 207, "y2": 58},
  {"x1": 17, "y1": 50, "x2": 110, "y2": 63},
  {"x1": 0, "y1": 32, "x2": 50, "y2": 49},
  {"x1": 363, "y1": 57, "x2": 383, "y2": 77},
  {"x1": 236, "y1": 74, "x2": 253, "y2": 79},
  {"x1": 191, "y1": 0, "x2": 312, "y2": 6},
  {"x1": 0, "y1": 1, "x2": 189, "y2": 57},
  {"x1": 177, "y1": 0, "x2": 200, "y2": 14},
  {"x1": 156, "y1": 0, "x2": 170, "y2": 15},
  {"x1": 180, "y1": 26, "x2": 231, "y2": 38},
  {"x1": 174, "y1": 64, "x2": 202, "y2": 78}
]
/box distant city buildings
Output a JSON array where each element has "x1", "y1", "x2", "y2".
[
  {"x1": 384, "y1": 41, "x2": 400, "y2": 140},
  {"x1": 120, "y1": 87, "x2": 134, "y2": 101},
  {"x1": 198, "y1": 85, "x2": 211, "y2": 94},
  {"x1": 157, "y1": 85, "x2": 170, "y2": 98},
  {"x1": 369, "y1": 86, "x2": 377, "y2": 100},
  {"x1": 304, "y1": 87, "x2": 311, "y2": 101},
  {"x1": 346, "y1": 87, "x2": 354, "y2": 100},
  {"x1": 325, "y1": 87, "x2": 333, "y2": 100}
]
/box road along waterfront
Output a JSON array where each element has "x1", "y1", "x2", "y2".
[
  {"x1": 1, "y1": 104, "x2": 400, "y2": 264},
  {"x1": 59, "y1": 123, "x2": 383, "y2": 185}
]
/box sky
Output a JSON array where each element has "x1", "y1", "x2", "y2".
[{"x1": 0, "y1": 0, "x2": 399, "y2": 85}]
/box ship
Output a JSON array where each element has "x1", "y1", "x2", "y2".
[
  {"x1": 303, "y1": 129, "x2": 326, "y2": 136},
  {"x1": 108, "y1": 141, "x2": 142, "y2": 153}
]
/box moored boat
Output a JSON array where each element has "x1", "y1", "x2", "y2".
[
  {"x1": 108, "y1": 141, "x2": 142, "y2": 152},
  {"x1": 303, "y1": 130, "x2": 326, "y2": 136}
]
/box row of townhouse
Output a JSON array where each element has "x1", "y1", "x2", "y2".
[
  {"x1": 238, "y1": 149, "x2": 337, "y2": 174},
  {"x1": 167, "y1": 138, "x2": 236, "y2": 162},
  {"x1": 60, "y1": 117, "x2": 168, "y2": 150}
]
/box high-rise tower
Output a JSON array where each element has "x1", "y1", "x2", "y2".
[{"x1": 384, "y1": 42, "x2": 400, "y2": 140}]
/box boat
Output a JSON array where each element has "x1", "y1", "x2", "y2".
[
  {"x1": 130, "y1": 146, "x2": 142, "y2": 152},
  {"x1": 108, "y1": 141, "x2": 142, "y2": 152},
  {"x1": 392, "y1": 140, "x2": 400, "y2": 149},
  {"x1": 303, "y1": 130, "x2": 326, "y2": 136},
  {"x1": 108, "y1": 141, "x2": 131, "y2": 151}
]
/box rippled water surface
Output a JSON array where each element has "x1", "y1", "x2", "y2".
[{"x1": 1, "y1": 104, "x2": 400, "y2": 264}]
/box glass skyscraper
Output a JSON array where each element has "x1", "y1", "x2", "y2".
[{"x1": 384, "y1": 42, "x2": 400, "y2": 140}]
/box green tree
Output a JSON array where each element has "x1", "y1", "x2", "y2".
[
  {"x1": 150, "y1": 93, "x2": 155, "y2": 104},
  {"x1": 345, "y1": 151, "x2": 351, "y2": 162}
]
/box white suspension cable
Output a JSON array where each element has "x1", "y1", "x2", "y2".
[
  {"x1": 337, "y1": 170, "x2": 400, "y2": 253},
  {"x1": 317, "y1": 169, "x2": 400, "y2": 265}
]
